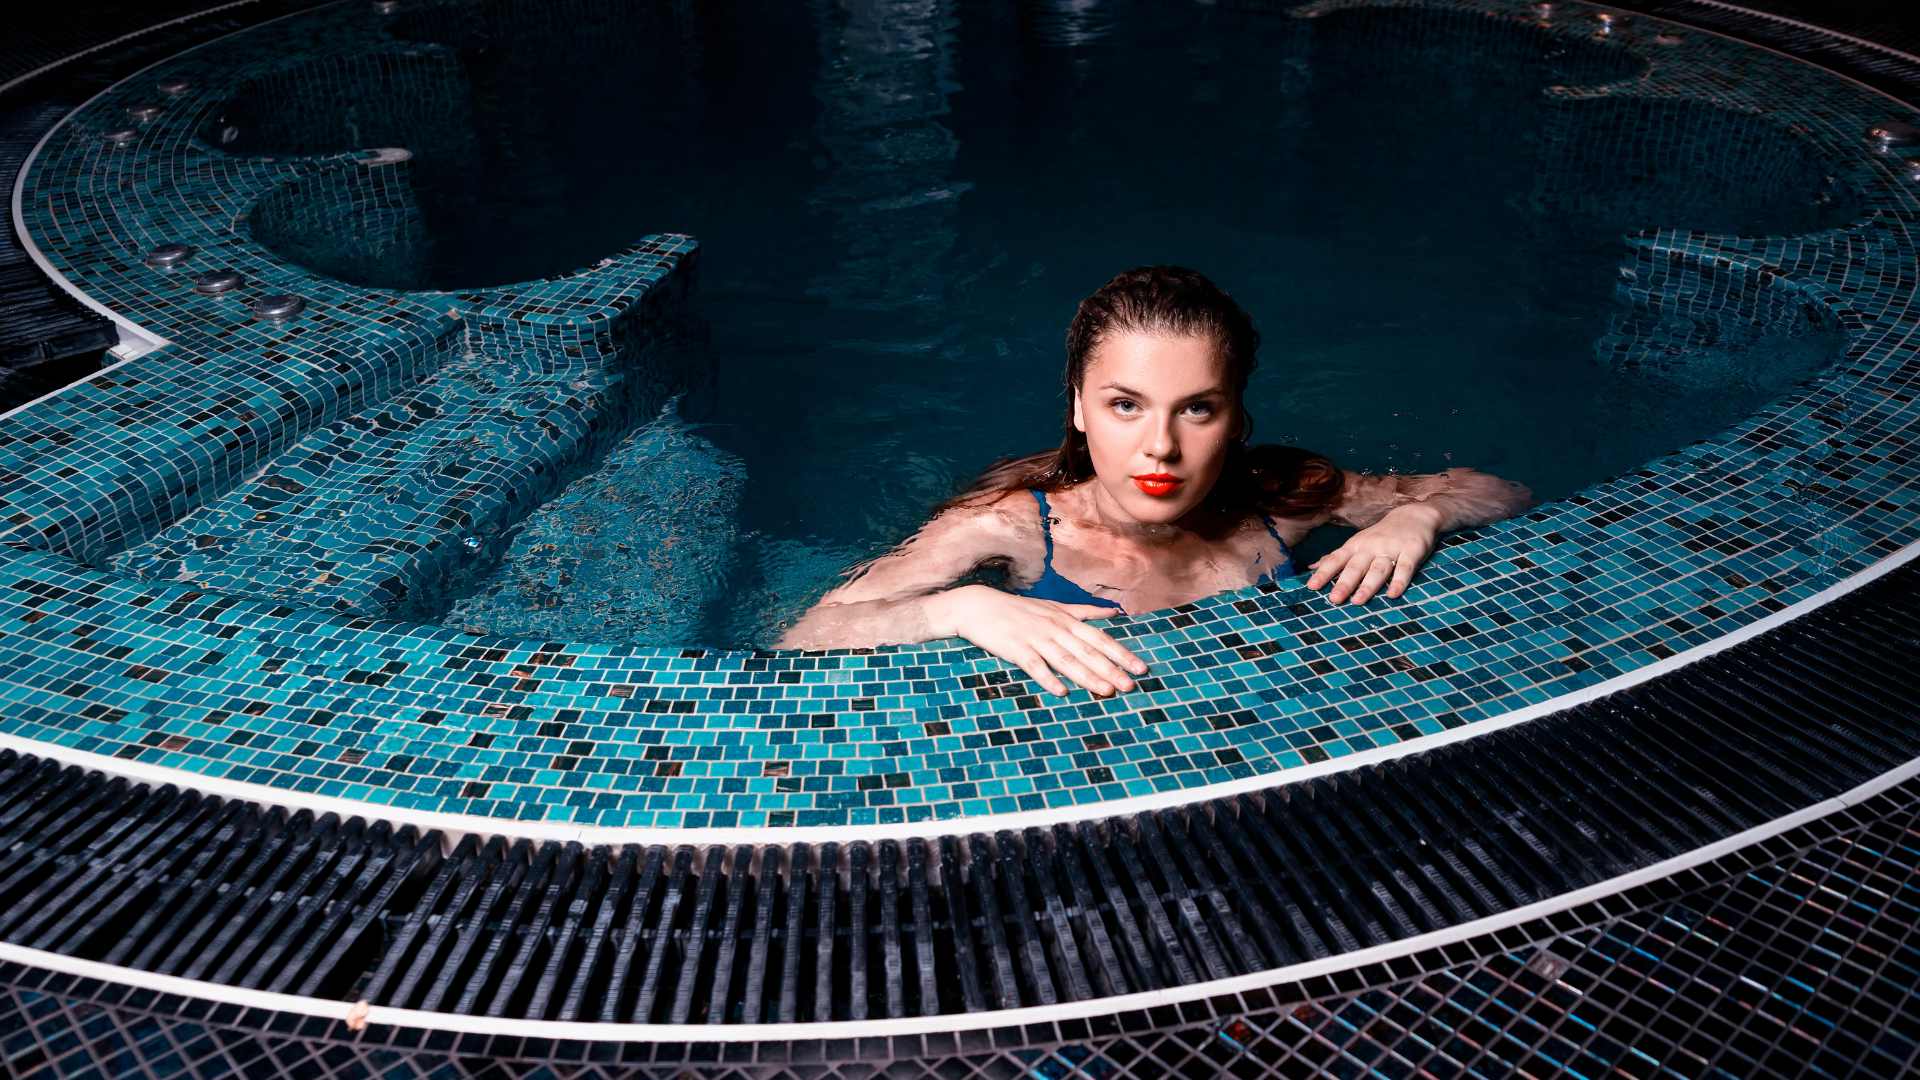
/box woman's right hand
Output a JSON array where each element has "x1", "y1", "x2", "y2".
[{"x1": 927, "y1": 585, "x2": 1148, "y2": 697}]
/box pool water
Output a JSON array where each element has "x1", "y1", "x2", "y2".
[{"x1": 259, "y1": 0, "x2": 1854, "y2": 647}]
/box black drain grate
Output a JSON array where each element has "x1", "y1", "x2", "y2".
[
  {"x1": 0, "y1": 558, "x2": 1916, "y2": 1022},
  {"x1": 4, "y1": 772, "x2": 1915, "y2": 1077}
]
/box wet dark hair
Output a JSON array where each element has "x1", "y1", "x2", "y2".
[{"x1": 937, "y1": 265, "x2": 1343, "y2": 528}]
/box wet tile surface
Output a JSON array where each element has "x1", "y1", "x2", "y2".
[{"x1": 1, "y1": 0, "x2": 1918, "y2": 828}]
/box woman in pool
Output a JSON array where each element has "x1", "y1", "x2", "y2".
[{"x1": 777, "y1": 266, "x2": 1534, "y2": 697}]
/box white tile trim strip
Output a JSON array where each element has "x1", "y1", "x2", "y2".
[
  {"x1": 0, "y1": 0, "x2": 268, "y2": 97},
  {"x1": 1658, "y1": 0, "x2": 1920, "y2": 64},
  {"x1": 0, "y1": 748, "x2": 1910, "y2": 1044},
  {"x1": 3, "y1": 535, "x2": 1916, "y2": 848},
  {"x1": 4, "y1": 0, "x2": 339, "y2": 372}
]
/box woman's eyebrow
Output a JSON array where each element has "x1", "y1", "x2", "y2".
[{"x1": 1097, "y1": 382, "x2": 1227, "y2": 402}]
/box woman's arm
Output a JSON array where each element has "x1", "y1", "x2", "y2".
[
  {"x1": 774, "y1": 502, "x2": 1016, "y2": 650},
  {"x1": 1307, "y1": 467, "x2": 1535, "y2": 605},
  {"x1": 1326, "y1": 467, "x2": 1535, "y2": 534},
  {"x1": 775, "y1": 495, "x2": 1147, "y2": 697}
]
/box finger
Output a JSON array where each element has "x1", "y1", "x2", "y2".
[
  {"x1": 1067, "y1": 603, "x2": 1123, "y2": 621},
  {"x1": 1307, "y1": 549, "x2": 1349, "y2": 591},
  {"x1": 1349, "y1": 556, "x2": 1396, "y2": 604},
  {"x1": 1387, "y1": 556, "x2": 1418, "y2": 598},
  {"x1": 1038, "y1": 640, "x2": 1119, "y2": 697},
  {"x1": 1329, "y1": 554, "x2": 1372, "y2": 603},
  {"x1": 1066, "y1": 620, "x2": 1149, "y2": 676},
  {"x1": 1055, "y1": 630, "x2": 1138, "y2": 691},
  {"x1": 1012, "y1": 650, "x2": 1070, "y2": 697}
]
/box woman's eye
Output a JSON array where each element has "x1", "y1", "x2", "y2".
[{"x1": 1110, "y1": 399, "x2": 1214, "y2": 417}]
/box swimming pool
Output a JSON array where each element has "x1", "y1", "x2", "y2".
[
  {"x1": 197, "y1": 0, "x2": 1856, "y2": 648},
  {"x1": 3, "y1": 0, "x2": 1917, "y2": 833},
  {"x1": 3, "y1": 0, "x2": 1920, "y2": 1069}
]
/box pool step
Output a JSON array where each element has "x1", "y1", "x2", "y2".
[
  {"x1": 0, "y1": 554, "x2": 1914, "y2": 1020},
  {"x1": 110, "y1": 281, "x2": 698, "y2": 617},
  {"x1": 442, "y1": 404, "x2": 748, "y2": 643}
]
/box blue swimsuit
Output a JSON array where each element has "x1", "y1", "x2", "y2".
[{"x1": 1015, "y1": 488, "x2": 1295, "y2": 610}]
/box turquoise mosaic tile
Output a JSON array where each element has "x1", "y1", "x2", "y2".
[{"x1": 1, "y1": 0, "x2": 1918, "y2": 829}]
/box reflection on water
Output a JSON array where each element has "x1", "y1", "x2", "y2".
[{"x1": 318, "y1": 0, "x2": 1859, "y2": 646}]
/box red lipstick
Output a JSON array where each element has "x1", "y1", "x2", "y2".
[{"x1": 1132, "y1": 473, "x2": 1182, "y2": 497}]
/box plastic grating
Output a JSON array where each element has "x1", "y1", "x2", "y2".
[
  {"x1": 0, "y1": 556, "x2": 1915, "y2": 1026},
  {"x1": 0, "y1": 776, "x2": 1914, "y2": 1077},
  {"x1": 0, "y1": 100, "x2": 114, "y2": 382}
]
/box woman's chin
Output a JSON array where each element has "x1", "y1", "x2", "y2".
[{"x1": 1122, "y1": 490, "x2": 1194, "y2": 521}]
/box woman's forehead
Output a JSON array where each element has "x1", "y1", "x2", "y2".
[{"x1": 1085, "y1": 331, "x2": 1227, "y2": 394}]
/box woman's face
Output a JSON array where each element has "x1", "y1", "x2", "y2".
[{"x1": 1071, "y1": 330, "x2": 1240, "y2": 526}]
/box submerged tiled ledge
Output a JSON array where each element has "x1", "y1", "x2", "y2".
[{"x1": 2, "y1": 0, "x2": 1918, "y2": 829}]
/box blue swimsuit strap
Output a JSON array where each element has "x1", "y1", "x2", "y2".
[
  {"x1": 1030, "y1": 488, "x2": 1060, "y2": 568},
  {"x1": 1258, "y1": 512, "x2": 1285, "y2": 547}
]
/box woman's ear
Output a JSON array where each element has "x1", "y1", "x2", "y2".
[{"x1": 1071, "y1": 391, "x2": 1085, "y2": 434}]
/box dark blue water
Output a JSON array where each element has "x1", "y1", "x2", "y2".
[{"x1": 264, "y1": 0, "x2": 1855, "y2": 646}]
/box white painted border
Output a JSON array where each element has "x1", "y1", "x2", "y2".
[
  {"x1": 0, "y1": 747, "x2": 1910, "y2": 1043},
  {"x1": 5, "y1": 0, "x2": 351, "y2": 371},
  {"x1": 10, "y1": 86, "x2": 169, "y2": 357},
  {"x1": 1657, "y1": 0, "x2": 1920, "y2": 65},
  {"x1": 4, "y1": 536, "x2": 1916, "y2": 850},
  {"x1": 0, "y1": 0, "x2": 268, "y2": 97}
]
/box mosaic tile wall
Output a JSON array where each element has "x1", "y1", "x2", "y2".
[{"x1": 1, "y1": 0, "x2": 1918, "y2": 828}]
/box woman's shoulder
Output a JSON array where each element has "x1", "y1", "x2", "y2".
[{"x1": 937, "y1": 487, "x2": 1044, "y2": 541}]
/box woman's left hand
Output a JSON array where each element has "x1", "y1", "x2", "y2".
[{"x1": 1306, "y1": 504, "x2": 1442, "y2": 604}]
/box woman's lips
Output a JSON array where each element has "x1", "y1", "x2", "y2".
[{"x1": 1132, "y1": 474, "x2": 1182, "y2": 497}]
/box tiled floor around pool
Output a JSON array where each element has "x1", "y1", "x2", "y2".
[{"x1": 1, "y1": 0, "x2": 1918, "y2": 829}]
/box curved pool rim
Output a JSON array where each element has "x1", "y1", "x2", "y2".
[{"x1": 3, "y1": 0, "x2": 1919, "y2": 835}]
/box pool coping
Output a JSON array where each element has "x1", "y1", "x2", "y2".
[
  {"x1": 3, "y1": 532, "x2": 1912, "y2": 846},
  {"x1": 2, "y1": 0, "x2": 1918, "y2": 832}
]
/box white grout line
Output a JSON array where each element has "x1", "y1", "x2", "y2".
[
  {"x1": 0, "y1": 748, "x2": 1911, "y2": 1043},
  {"x1": 4, "y1": 535, "x2": 1916, "y2": 851}
]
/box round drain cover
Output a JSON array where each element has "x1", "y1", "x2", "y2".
[
  {"x1": 250, "y1": 294, "x2": 307, "y2": 321},
  {"x1": 144, "y1": 244, "x2": 196, "y2": 269},
  {"x1": 193, "y1": 271, "x2": 244, "y2": 295}
]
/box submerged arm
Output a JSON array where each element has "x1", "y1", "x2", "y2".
[
  {"x1": 776, "y1": 594, "x2": 943, "y2": 651},
  {"x1": 775, "y1": 495, "x2": 1146, "y2": 697},
  {"x1": 774, "y1": 504, "x2": 1010, "y2": 651},
  {"x1": 1328, "y1": 467, "x2": 1536, "y2": 534},
  {"x1": 1308, "y1": 466, "x2": 1535, "y2": 604}
]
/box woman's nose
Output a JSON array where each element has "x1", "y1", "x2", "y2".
[{"x1": 1144, "y1": 416, "x2": 1178, "y2": 460}]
